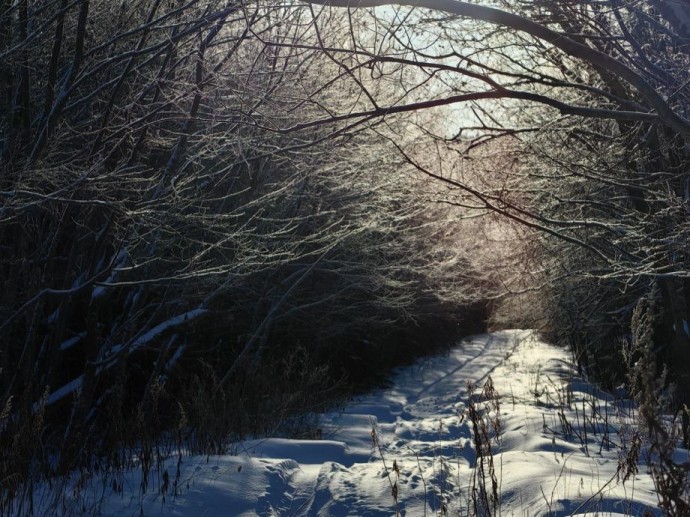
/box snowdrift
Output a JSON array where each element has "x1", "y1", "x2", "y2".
[{"x1": 28, "y1": 330, "x2": 686, "y2": 516}]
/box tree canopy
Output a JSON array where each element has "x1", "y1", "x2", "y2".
[{"x1": 2, "y1": 0, "x2": 690, "y2": 510}]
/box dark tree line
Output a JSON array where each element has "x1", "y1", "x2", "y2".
[{"x1": 0, "y1": 1, "x2": 489, "y2": 510}]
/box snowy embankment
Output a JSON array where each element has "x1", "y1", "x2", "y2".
[{"x1": 34, "y1": 330, "x2": 684, "y2": 515}]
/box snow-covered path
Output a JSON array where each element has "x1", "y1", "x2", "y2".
[
  {"x1": 296, "y1": 331, "x2": 520, "y2": 516},
  {"x1": 40, "y1": 330, "x2": 681, "y2": 516}
]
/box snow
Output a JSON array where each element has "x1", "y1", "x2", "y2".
[
  {"x1": 98, "y1": 308, "x2": 207, "y2": 371},
  {"x1": 45, "y1": 376, "x2": 83, "y2": 406},
  {"x1": 59, "y1": 332, "x2": 85, "y2": 351},
  {"x1": 28, "y1": 330, "x2": 687, "y2": 515}
]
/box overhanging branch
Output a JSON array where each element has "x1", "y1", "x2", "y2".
[
  {"x1": 277, "y1": 89, "x2": 658, "y2": 133},
  {"x1": 303, "y1": 0, "x2": 690, "y2": 138}
]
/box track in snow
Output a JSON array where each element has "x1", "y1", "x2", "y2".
[{"x1": 31, "y1": 330, "x2": 676, "y2": 516}]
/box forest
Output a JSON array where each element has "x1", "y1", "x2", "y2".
[{"x1": 1, "y1": 0, "x2": 689, "y2": 513}]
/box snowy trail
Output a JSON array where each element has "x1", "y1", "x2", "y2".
[
  {"x1": 37, "y1": 330, "x2": 683, "y2": 516},
  {"x1": 294, "y1": 332, "x2": 519, "y2": 517}
]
